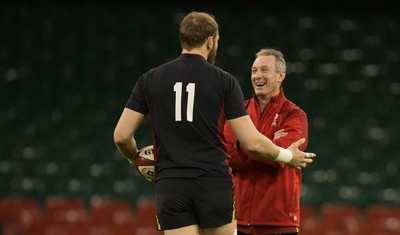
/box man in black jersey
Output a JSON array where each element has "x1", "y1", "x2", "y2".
[{"x1": 114, "y1": 11, "x2": 316, "y2": 235}]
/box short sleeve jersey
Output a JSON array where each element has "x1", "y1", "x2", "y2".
[{"x1": 126, "y1": 54, "x2": 248, "y2": 181}]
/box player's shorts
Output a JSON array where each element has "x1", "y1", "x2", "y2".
[{"x1": 155, "y1": 178, "x2": 235, "y2": 230}]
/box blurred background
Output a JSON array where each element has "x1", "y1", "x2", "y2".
[{"x1": 1, "y1": 0, "x2": 399, "y2": 234}]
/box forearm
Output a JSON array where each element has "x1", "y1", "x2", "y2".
[
  {"x1": 241, "y1": 133, "x2": 279, "y2": 160},
  {"x1": 113, "y1": 108, "x2": 144, "y2": 164},
  {"x1": 114, "y1": 137, "x2": 138, "y2": 164},
  {"x1": 228, "y1": 116, "x2": 292, "y2": 163},
  {"x1": 243, "y1": 133, "x2": 292, "y2": 163},
  {"x1": 226, "y1": 143, "x2": 260, "y2": 170}
]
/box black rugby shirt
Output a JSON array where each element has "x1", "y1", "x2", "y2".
[{"x1": 126, "y1": 54, "x2": 247, "y2": 181}]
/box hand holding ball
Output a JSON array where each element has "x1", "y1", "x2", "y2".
[{"x1": 132, "y1": 145, "x2": 155, "y2": 182}]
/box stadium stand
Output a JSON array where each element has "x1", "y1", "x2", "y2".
[{"x1": 0, "y1": 1, "x2": 399, "y2": 234}]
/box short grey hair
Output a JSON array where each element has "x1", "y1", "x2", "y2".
[{"x1": 255, "y1": 48, "x2": 286, "y2": 73}]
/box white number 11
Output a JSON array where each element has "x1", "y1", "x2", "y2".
[{"x1": 174, "y1": 82, "x2": 195, "y2": 122}]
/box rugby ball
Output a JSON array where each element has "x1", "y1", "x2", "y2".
[{"x1": 132, "y1": 145, "x2": 155, "y2": 182}]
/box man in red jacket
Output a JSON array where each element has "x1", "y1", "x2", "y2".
[{"x1": 224, "y1": 48, "x2": 309, "y2": 235}]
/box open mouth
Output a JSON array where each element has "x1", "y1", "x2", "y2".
[{"x1": 256, "y1": 82, "x2": 266, "y2": 87}]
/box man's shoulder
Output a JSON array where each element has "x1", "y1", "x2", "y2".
[
  {"x1": 141, "y1": 58, "x2": 179, "y2": 77},
  {"x1": 282, "y1": 99, "x2": 307, "y2": 117}
]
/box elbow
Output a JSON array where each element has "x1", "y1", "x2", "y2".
[
  {"x1": 239, "y1": 139, "x2": 258, "y2": 153},
  {"x1": 113, "y1": 129, "x2": 130, "y2": 146},
  {"x1": 238, "y1": 136, "x2": 275, "y2": 161}
]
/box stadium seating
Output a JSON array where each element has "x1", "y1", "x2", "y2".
[
  {"x1": 316, "y1": 203, "x2": 363, "y2": 235},
  {"x1": 131, "y1": 198, "x2": 160, "y2": 231},
  {"x1": 2, "y1": 196, "x2": 400, "y2": 235},
  {"x1": 0, "y1": 197, "x2": 42, "y2": 235},
  {"x1": 0, "y1": 2, "x2": 399, "y2": 233},
  {"x1": 299, "y1": 204, "x2": 318, "y2": 235},
  {"x1": 363, "y1": 205, "x2": 400, "y2": 234},
  {"x1": 88, "y1": 198, "x2": 135, "y2": 227},
  {"x1": 42, "y1": 197, "x2": 87, "y2": 227}
]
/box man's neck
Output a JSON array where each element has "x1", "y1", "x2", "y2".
[
  {"x1": 257, "y1": 96, "x2": 271, "y2": 113},
  {"x1": 182, "y1": 47, "x2": 208, "y2": 61},
  {"x1": 257, "y1": 88, "x2": 280, "y2": 112}
]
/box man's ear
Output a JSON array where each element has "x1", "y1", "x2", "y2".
[
  {"x1": 279, "y1": 71, "x2": 286, "y2": 83},
  {"x1": 206, "y1": 36, "x2": 214, "y2": 50}
]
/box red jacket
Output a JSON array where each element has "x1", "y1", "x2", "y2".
[{"x1": 224, "y1": 88, "x2": 308, "y2": 234}]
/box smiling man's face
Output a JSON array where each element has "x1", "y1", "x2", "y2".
[{"x1": 251, "y1": 55, "x2": 285, "y2": 99}]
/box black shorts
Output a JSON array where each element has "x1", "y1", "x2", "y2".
[{"x1": 155, "y1": 178, "x2": 235, "y2": 230}]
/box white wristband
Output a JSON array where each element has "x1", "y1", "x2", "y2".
[{"x1": 276, "y1": 147, "x2": 293, "y2": 163}]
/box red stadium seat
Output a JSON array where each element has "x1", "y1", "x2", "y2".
[
  {"x1": 43, "y1": 226, "x2": 70, "y2": 235},
  {"x1": 67, "y1": 225, "x2": 89, "y2": 235},
  {"x1": 113, "y1": 224, "x2": 139, "y2": 235},
  {"x1": 316, "y1": 203, "x2": 362, "y2": 235},
  {"x1": 88, "y1": 199, "x2": 135, "y2": 227},
  {"x1": 88, "y1": 226, "x2": 114, "y2": 235},
  {"x1": 134, "y1": 227, "x2": 164, "y2": 235},
  {"x1": 132, "y1": 198, "x2": 158, "y2": 230},
  {"x1": 43, "y1": 225, "x2": 88, "y2": 235},
  {"x1": 0, "y1": 197, "x2": 43, "y2": 235},
  {"x1": 299, "y1": 204, "x2": 318, "y2": 235},
  {"x1": 42, "y1": 197, "x2": 87, "y2": 228},
  {"x1": 130, "y1": 199, "x2": 163, "y2": 234},
  {"x1": 363, "y1": 205, "x2": 400, "y2": 235}
]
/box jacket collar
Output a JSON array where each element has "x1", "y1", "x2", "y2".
[{"x1": 253, "y1": 86, "x2": 286, "y2": 105}]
